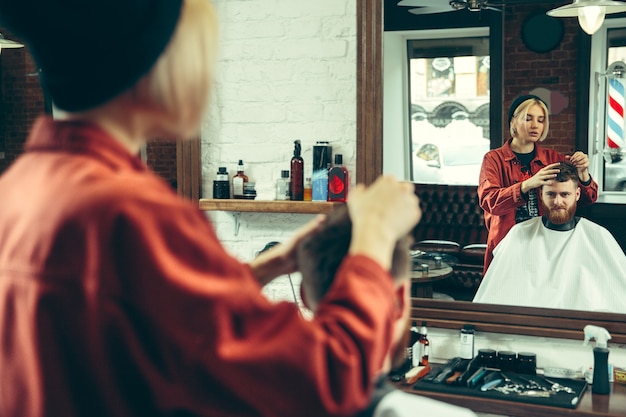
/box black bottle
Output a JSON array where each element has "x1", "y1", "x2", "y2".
[{"x1": 213, "y1": 167, "x2": 230, "y2": 199}]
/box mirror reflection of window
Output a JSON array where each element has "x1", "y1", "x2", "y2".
[{"x1": 407, "y1": 35, "x2": 490, "y2": 185}]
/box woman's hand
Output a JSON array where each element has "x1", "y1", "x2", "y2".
[
  {"x1": 249, "y1": 215, "x2": 326, "y2": 286},
  {"x1": 566, "y1": 151, "x2": 591, "y2": 182},
  {"x1": 521, "y1": 162, "x2": 560, "y2": 193},
  {"x1": 347, "y1": 176, "x2": 421, "y2": 270}
]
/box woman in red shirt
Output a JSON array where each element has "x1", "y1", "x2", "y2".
[
  {"x1": 0, "y1": 1, "x2": 421, "y2": 416},
  {"x1": 478, "y1": 95, "x2": 598, "y2": 273}
]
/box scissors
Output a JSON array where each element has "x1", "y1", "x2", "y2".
[{"x1": 539, "y1": 376, "x2": 577, "y2": 395}]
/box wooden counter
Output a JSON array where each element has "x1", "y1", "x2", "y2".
[{"x1": 397, "y1": 381, "x2": 626, "y2": 417}]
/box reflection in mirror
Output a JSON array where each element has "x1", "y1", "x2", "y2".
[
  {"x1": 382, "y1": 26, "x2": 493, "y2": 304},
  {"x1": 383, "y1": 27, "x2": 497, "y2": 183},
  {"x1": 472, "y1": 163, "x2": 626, "y2": 313},
  {"x1": 409, "y1": 182, "x2": 486, "y2": 302},
  {"x1": 406, "y1": 34, "x2": 490, "y2": 185},
  {"x1": 369, "y1": 1, "x2": 626, "y2": 336}
]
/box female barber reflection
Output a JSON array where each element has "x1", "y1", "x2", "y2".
[{"x1": 478, "y1": 95, "x2": 598, "y2": 272}]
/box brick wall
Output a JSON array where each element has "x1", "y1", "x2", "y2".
[
  {"x1": 503, "y1": 4, "x2": 580, "y2": 154},
  {"x1": 146, "y1": 139, "x2": 177, "y2": 189},
  {"x1": 0, "y1": 30, "x2": 43, "y2": 174}
]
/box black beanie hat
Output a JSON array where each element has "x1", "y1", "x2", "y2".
[
  {"x1": 508, "y1": 94, "x2": 548, "y2": 125},
  {"x1": 0, "y1": 0, "x2": 183, "y2": 112}
]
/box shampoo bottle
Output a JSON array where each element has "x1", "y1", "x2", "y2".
[
  {"x1": 460, "y1": 324, "x2": 475, "y2": 360},
  {"x1": 290, "y1": 140, "x2": 304, "y2": 201},
  {"x1": 328, "y1": 154, "x2": 348, "y2": 202},
  {"x1": 232, "y1": 160, "x2": 248, "y2": 199},
  {"x1": 312, "y1": 141, "x2": 332, "y2": 201}
]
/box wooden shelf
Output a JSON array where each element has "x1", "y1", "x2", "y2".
[{"x1": 198, "y1": 199, "x2": 341, "y2": 214}]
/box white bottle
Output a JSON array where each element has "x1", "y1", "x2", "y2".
[
  {"x1": 409, "y1": 321, "x2": 421, "y2": 367},
  {"x1": 232, "y1": 159, "x2": 248, "y2": 199},
  {"x1": 418, "y1": 321, "x2": 430, "y2": 366},
  {"x1": 460, "y1": 324, "x2": 475, "y2": 360},
  {"x1": 275, "y1": 170, "x2": 290, "y2": 200}
]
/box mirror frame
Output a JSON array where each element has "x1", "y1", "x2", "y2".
[{"x1": 356, "y1": 0, "x2": 626, "y2": 343}]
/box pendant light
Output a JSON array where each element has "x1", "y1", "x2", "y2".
[
  {"x1": 547, "y1": 0, "x2": 626, "y2": 35},
  {"x1": 0, "y1": 33, "x2": 24, "y2": 53}
]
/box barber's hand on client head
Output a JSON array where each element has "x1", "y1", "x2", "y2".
[{"x1": 348, "y1": 176, "x2": 421, "y2": 270}]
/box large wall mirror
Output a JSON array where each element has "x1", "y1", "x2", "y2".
[{"x1": 357, "y1": 0, "x2": 626, "y2": 343}]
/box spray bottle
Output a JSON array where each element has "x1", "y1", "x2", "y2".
[{"x1": 583, "y1": 324, "x2": 612, "y2": 394}]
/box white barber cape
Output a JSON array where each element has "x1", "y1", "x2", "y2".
[
  {"x1": 373, "y1": 390, "x2": 477, "y2": 417},
  {"x1": 473, "y1": 217, "x2": 626, "y2": 313}
]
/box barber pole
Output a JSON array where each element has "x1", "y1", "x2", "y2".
[{"x1": 607, "y1": 77, "x2": 625, "y2": 149}]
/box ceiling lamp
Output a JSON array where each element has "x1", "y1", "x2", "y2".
[
  {"x1": 547, "y1": 0, "x2": 626, "y2": 35},
  {"x1": 0, "y1": 33, "x2": 24, "y2": 53}
]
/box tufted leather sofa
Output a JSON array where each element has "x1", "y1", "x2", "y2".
[{"x1": 411, "y1": 183, "x2": 487, "y2": 301}]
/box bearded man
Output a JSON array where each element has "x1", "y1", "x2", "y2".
[{"x1": 473, "y1": 162, "x2": 626, "y2": 312}]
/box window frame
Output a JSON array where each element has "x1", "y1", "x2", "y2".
[{"x1": 383, "y1": 27, "x2": 490, "y2": 183}]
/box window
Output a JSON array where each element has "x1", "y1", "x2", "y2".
[
  {"x1": 408, "y1": 34, "x2": 490, "y2": 185},
  {"x1": 589, "y1": 18, "x2": 626, "y2": 203},
  {"x1": 383, "y1": 28, "x2": 490, "y2": 185}
]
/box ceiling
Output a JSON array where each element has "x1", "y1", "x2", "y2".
[{"x1": 384, "y1": 0, "x2": 569, "y2": 31}]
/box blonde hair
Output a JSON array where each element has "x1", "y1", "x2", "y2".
[
  {"x1": 129, "y1": 0, "x2": 219, "y2": 138},
  {"x1": 509, "y1": 98, "x2": 550, "y2": 141}
]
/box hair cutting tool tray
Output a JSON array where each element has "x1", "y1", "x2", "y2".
[{"x1": 412, "y1": 364, "x2": 588, "y2": 409}]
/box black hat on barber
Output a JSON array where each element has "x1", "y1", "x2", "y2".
[
  {"x1": 0, "y1": 0, "x2": 183, "y2": 112},
  {"x1": 507, "y1": 94, "x2": 548, "y2": 125}
]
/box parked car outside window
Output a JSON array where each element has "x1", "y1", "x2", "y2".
[{"x1": 412, "y1": 137, "x2": 489, "y2": 186}]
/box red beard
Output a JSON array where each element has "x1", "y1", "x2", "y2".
[{"x1": 543, "y1": 201, "x2": 577, "y2": 224}]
